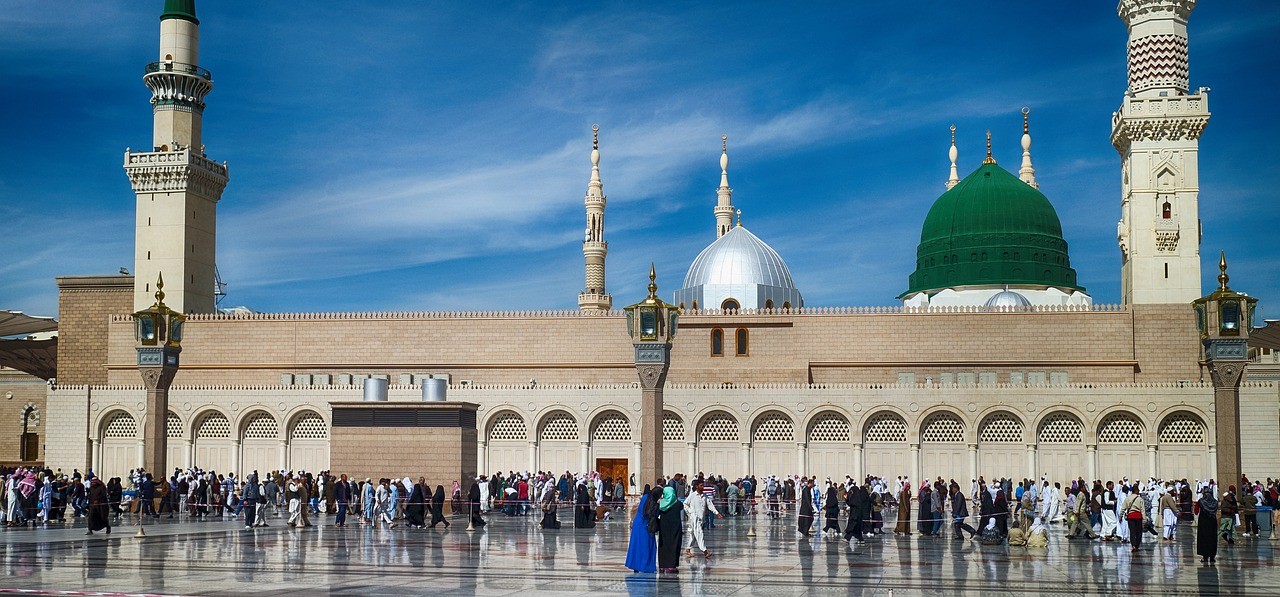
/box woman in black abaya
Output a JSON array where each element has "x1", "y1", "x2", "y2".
[
  {"x1": 656, "y1": 486, "x2": 682, "y2": 573},
  {"x1": 429, "y1": 485, "x2": 450, "y2": 528},
  {"x1": 405, "y1": 479, "x2": 426, "y2": 528},
  {"x1": 574, "y1": 483, "x2": 595, "y2": 528},
  {"x1": 1196, "y1": 488, "x2": 1218, "y2": 565}
]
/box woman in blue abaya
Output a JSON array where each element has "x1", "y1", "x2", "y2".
[{"x1": 624, "y1": 485, "x2": 658, "y2": 573}]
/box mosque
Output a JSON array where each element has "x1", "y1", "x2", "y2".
[{"x1": 4, "y1": 0, "x2": 1280, "y2": 490}]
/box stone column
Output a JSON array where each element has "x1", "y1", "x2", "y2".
[
  {"x1": 797, "y1": 443, "x2": 807, "y2": 477},
  {"x1": 579, "y1": 441, "x2": 590, "y2": 472},
  {"x1": 742, "y1": 442, "x2": 752, "y2": 477},
  {"x1": 909, "y1": 443, "x2": 920, "y2": 484},
  {"x1": 277, "y1": 439, "x2": 287, "y2": 471},
  {"x1": 686, "y1": 441, "x2": 696, "y2": 478},
  {"x1": 527, "y1": 440, "x2": 537, "y2": 473},
  {"x1": 232, "y1": 439, "x2": 242, "y2": 476},
  {"x1": 852, "y1": 443, "x2": 863, "y2": 482},
  {"x1": 632, "y1": 441, "x2": 642, "y2": 491},
  {"x1": 1146, "y1": 445, "x2": 1158, "y2": 479},
  {"x1": 91, "y1": 438, "x2": 101, "y2": 472},
  {"x1": 1208, "y1": 359, "x2": 1246, "y2": 490},
  {"x1": 967, "y1": 443, "x2": 978, "y2": 483},
  {"x1": 136, "y1": 438, "x2": 146, "y2": 469},
  {"x1": 636, "y1": 362, "x2": 668, "y2": 486},
  {"x1": 138, "y1": 365, "x2": 177, "y2": 476},
  {"x1": 1086, "y1": 444, "x2": 1097, "y2": 482},
  {"x1": 1207, "y1": 445, "x2": 1218, "y2": 483},
  {"x1": 1026, "y1": 445, "x2": 1037, "y2": 481}
]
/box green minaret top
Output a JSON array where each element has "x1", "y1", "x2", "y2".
[{"x1": 161, "y1": 0, "x2": 198, "y2": 24}]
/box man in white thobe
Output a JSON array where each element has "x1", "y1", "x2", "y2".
[{"x1": 684, "y1": 479, "x2": 723, "y2": 557}]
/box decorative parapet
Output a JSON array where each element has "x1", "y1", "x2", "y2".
[
  {"x1": 144, "y1": 61, "x2": 213, "y2": 112},
  {"x1": 105, "y1": 303, "x2": 1128, "y2": 323},
  {"x1": 1111, "y1": 94, "x2": 1209, "y2": 152},
  {"x1": 72, "y1": 381, "x2": 1276, "y2": 393},
  {"x1": 123, "y1": 148, "x2": 229, "y2": 198}
]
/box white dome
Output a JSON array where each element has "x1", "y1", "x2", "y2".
[
  {"x1": 984, "y1": 288, "x2": 1032, "y2": 308},
  {"x1": 682, "y1": 226, "x2": 797, "y2": 290}
]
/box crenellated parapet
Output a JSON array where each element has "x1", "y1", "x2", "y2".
[{"x1": 124, "y1": 148, "x2": 229, "y2": 198}]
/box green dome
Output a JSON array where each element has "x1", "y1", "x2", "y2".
[
  {"x1": 901, "y1": 161, "x2": 1083, "y2": 297},
  {"x1": 161, "y1": 0, "x2": 198, "y2": 24}
]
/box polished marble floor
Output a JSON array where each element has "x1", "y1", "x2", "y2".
[{"x1": 0, "y1": 509, "x2": 1273, "y2": 596}]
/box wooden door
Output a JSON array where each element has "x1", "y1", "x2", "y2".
[
  {"x1": 595, "y1": 458, "x2": 628, "y2": 495},
  {"x1": 20, "y1": 433, "x2": 38, "y2": 461}
]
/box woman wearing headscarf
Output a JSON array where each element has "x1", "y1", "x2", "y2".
[
  {"x1": 993, "y1": 489, "x2": 1009, "y2": 536},
  {"x1": 823, "y1": 483, "x2": 843, "y2": 536},
  {"x1": 656, "y1": 486, "x2": 682, "y2": 573},
  {"x1": 539, "y1": 478, "x2": 560, "y2": 529},
  {"x1": 406, "y1": 478, "x2": 427, "y2": 529},
  {"x1": 467, "y1": 480, "x2": 486, "y2": 527},
  {"x1": 574, "y1": 482, "x2": 595, "y2": 528},
  {"x1": 1197, "y1": 487, "x2": 1218, "y2": 564},
  {"x1": 624, "y1": 485, "x2": 658, "y2": 573},
  {"x1": 85, "y1": 473, "x2": 110, "y2": 535},
  {"x1": 893, "y1": 481, "x2": 911, "y2": 535},
  {"x1": 429, "y1": 484, "x2": 450, "y2": 528},
  {"x1": 1026, "y1": 517, "x2": 1049, "y2": 548},
  {"x1": 917, "y1": 482, "x2": 933, "y2": 536}
]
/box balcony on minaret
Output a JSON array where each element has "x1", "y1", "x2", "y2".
[
  {"x1": 144, "y1": 60, "x2": 214, "y2": 112},
  {"x1": 124, "y1": 147, "x2": 229, "y2": 196}
]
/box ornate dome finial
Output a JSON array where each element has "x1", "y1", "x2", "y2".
[
  {"x1": 592, "y1": 124, "x2": 599, "y2": 151},
  {"x1": 736, "y1": 209, "x2": 742, "y2": 227},
  {"x1": 155, "y1": 272, "x2": 166, "y2": 304},
  {"x1": 1218, "y1": 251, "x2": 1230, "y2": 291},
  {"x1": 983, "y1": 130, "x2": 996, "y2": 165},
  {"x1": 648, "y1": 263, "x2": 658, "y2": 298}
]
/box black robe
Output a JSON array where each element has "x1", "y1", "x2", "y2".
[
  {"x1": 429, "y1": 486, "x2": 448, "y2": 527},
  {"x1": 574, "y1": 486, "x2": 594, "y2": 528},
  {"x1": 87, "y1": 479, "x2": 110, "y2": 532},
  {"x1": 657, "y1": 504, "x2": 682, "y2": 570},
  {"x1": 798, "y1": 487, "x2": 814, "y2": 535},
  {"x1": 1196, "y1": 498, "x2": 1218, "y2": 560},
  {"x1": 823, "y1": 487, "x2": 842, "y2": 533},
  {"x1": 540, "y1": 488, "x2": 561, "y2": 529},
  {"x1": 468, "y1": 482, "x2": 486, "y2": 526},
  {"x1": 406, "y1": 483, "x2": 426, "y2": 526}
]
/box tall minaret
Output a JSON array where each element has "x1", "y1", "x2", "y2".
[
  {"x1": 1019, "y1": 107, "x2": 1038, "y2": 189},
  {"x1": 714, "y1": 135, "x2": 734, "y2": 238},
  {"x1": 124, "y1": 0, "x2": 228, "y2": 313},
  {"x1": 1113, "y1": 0, "x2": 1208, "y2": 305},
  {"x1": 578, "y1": 125, "x2": 612, "y2": 311}
]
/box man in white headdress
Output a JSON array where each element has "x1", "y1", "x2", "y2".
[
  {"x1": 478, "y1": 475, "x2": 491, "y2": 513},
  {"x1": 286, "y1": 474, "x2": 303, "y2": 527}
]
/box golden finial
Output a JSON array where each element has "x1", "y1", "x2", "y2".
[
  {"x1": 1022, "y1": 107, "x2": 1030, "y2": 134},
  {"x1": 647, "y1": 263, "x2": 658, "y2": 298},
  {"x1": 1218, "y1": 251, "x2": 1230, "y2": 291},
  {"x1": 736, "y1": 209, "x2": 742, "y2": 227},
  {"x1": 950, "y1": 124, "x2": 956, "y2": 144},
  {"x1": 154, "y1": 272, "x2": 166, "y2": 304},
  {"x1": 592, "y1": 124, "x2": 599, "y2": 150},
  {"x1": 983, "y1": 130, "x2": 997, "y2": 165},
  {"x1": 722, "y1": 134, "x2": 728, "y2": 153}
]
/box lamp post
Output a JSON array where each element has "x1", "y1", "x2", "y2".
[
  {"x1": 133, "y1": 274, "x2": 184, "y2": 479},
  {"x1": 1192, "y1": 253, "x2": 1257, "y2": 490},
  {"x1": 625, "y1": 264, "x2": 679, "y2": 487}
]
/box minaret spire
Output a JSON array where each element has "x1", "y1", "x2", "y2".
[
  {"x1": 1019, "y1": 107, "x2": 1039, "y2": 189},
  {"x1": 578, "y1": 124, "x2": 612, "y2": 311},
  {"x1": 946, "y1": 125, "x2": 960, "y2": 190},
  {"x1": 714, "y1": 135, "x2": 735, "y2": 238}
]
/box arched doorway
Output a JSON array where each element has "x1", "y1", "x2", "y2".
[
  {"x1": 193, "y1": 411, "x2": 232, "y2": 474},
  {"x1": 537, "y1": 411, "x2": 579, "y2": 474},
  {"x1": 696, "y1": 411, "x2": 739, "y2": 476},
  {"x1": 99, "y1": 411, "x2": 137, "y2": 480},
  {"x1": 862, "y1": 412, "x2": 908, "y2": 479},
  {"x1": 919, "y1": 412, "x2": 967, "y2": 485},
  {"x1": 590, "y1": 411, "x2": 632, "y2": 490},
  {"x1": 1036, "y1": 412, "x2": 1083, "y2": 484},
  {"x1": 240, "y1": 412, "x2": 279, "y2": 476},
  {"x1": 19, "y1": 405, "x2": 39, "y2": 462},
  {"x1": 486, "y1": 411, "x2": 528, "y2": 475},
  {"x1": 1097, "y1": 412, "x2": 1146, "y2": 481},
  {"x1": 1157, "y1": 412, "x2": 1208, "y2": 481},
  {"x1": 287, "y1": 412, "x2": 329, "y2": 473},
  {"x1": 977, "y1": 412, "x2": 1024, "y2": 481},
  {"x1": 751, "y1": 411, "x2": 795, "y2": 477},
  {"x1": 806, "y1": 411, "x2": 851, "y2": 481}
]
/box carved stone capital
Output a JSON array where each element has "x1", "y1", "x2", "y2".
[
  {"x1": 139, "y1": 366, "x2": 178, "y2": 391},
  {"x1": 1207, "y1": 359, "x2": 1245, "y2": 389},
  {"x1": 636, "y1": 364, "x2": 669, "y2": 390}
]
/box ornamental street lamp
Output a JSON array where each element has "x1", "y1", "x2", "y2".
[
  {"x1": 1192, "y1": 253, "x2": 1257, "y2": 490},
  {"x1": 625, "y1": 264, "x2": 679, "y2": 487},
  {"x1": 133, "y1": 274, "x2": 184, "y2": 478}
]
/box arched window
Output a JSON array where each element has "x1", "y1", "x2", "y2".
[
  {"x1": 721, "y1": 298, "x2": 740, "y2": 312},
  {"x1": 735, "y1": 328, "x2": 749, "y2": 356},
  {"x1": 764, "y1": 299, "x2": 774, "y2": 310},
  {"x1": 1162, "y1": 202, "x2": 1172, "y2": 219},
  {"x1": 710, "y1": 328, "x2": 724, "y2": 357}
]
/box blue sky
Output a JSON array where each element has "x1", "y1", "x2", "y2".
[{"x1": 1, "y1": 2, "x2": 1277, "y2": 318}]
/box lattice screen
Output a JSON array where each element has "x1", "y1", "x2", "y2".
[
  {"x1": 1037, "y1": 413, "x2": 1083, "y2": 443},
  {"x1": 752, "y1": 412, "x2": 794, "y2": 442},
  {"x1": 592, "y1": 413, "x2": 632, "y2": 442},
  {"x1": 1098, "y1": 413, "x2": 1144, "y2": 444},
  {"x1": 1158, "y1": 413, "x2": 1205, "y2": 444},
  {"x1": 166, "y1": 412, "x2": 183, "y2": 438},
  {"x1": 979, "y1": 413, "x2": 1023, "y2": 443},
  {"x1": 920, "y1": 413, "x2": 965, "y2": 443},
  {"x1": 488, "y1": 412, "x2": 528, "y2": 441},
  {"x1": 663, "y1": 412, "x2": 685, "y2": 442},
  {"x1": 864, "y1": 413, "x2": 907, "y2": 443},
  {"x1": 699, "y1": 412, "x2": 739, "y2": 442},
  {"x1": 808, "y1": 412, "x2": 850, "y2": 443},
  {"x1": 290, "y1": 413, "x2": 328, "y2": 440},
  {"x1": 103, "y1": 412, "x2": 137, "y2": 438},
  {"x1": 195, "y1": 413, "x2": 230, "y2": 439},
  {"x1": 243, "y1": 413, "x2": 279, "y2": 440},
  {"x1": 540, "y1": 412, "x2": 579, "y2": 441}
]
